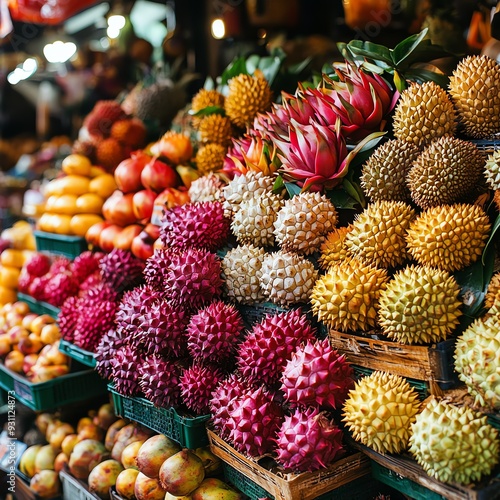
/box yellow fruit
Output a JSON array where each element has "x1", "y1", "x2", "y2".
[
  {"x1": 52, "y1": 194, "x2": 79, "y2": 216},
  {"x1": 61, "y1": 154, "x2": 92, "y2": 176},
  {"x1": 44, "y1": 178, "x2": 64, "y2": 197},
  {"x1": 51, "y1": 215, "x2": 72, "y2": 235},
  {"x1": 38, "y1": 213, "x2": 56, "y2": 233},
  {"x1": 0, "y1": 286, "x2": 16, "y2": 305},
  {"x1": 57, "y1": 175, "x2": 91, "y2": 196},
  {"x1": 89, "y1": 174, "x2": 118, "y2": 199},
  {"x1": 75, "y1": 193, "x2": 104, "y2": 215},
  {"x1": 44, "y1": 195, "x2": 60, "y2": 213},
  {"x1": 0, "y1": 267, "x2": 20, "y2": 289},
  {"x1": 89, "y1": 166, "x2": 106, "y2": 178},
  {"x1": 40, "y1": 324, "x2": 61, "y2": 344},
  {"x1": 70, "y1": 214, "x2": 104, "y2": 237},
  {"x1": 0, "y1": 249, "x2": 25, "y2": 268}
]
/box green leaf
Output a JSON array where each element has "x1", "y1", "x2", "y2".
[
  {"x1": 272, "y1": 175, "x2": 285, "y2": 194},
  {"x1": 404, "y1": 68, "x2": 449, "y2": 88},
  {"x1": 345, "y1": 41, "x2": 394, "y2": 66},
  {"x1": 258, "y1": 56, "x2": 283, "y2": 87},
  {"x1": 221, "y1": 57, "x2": 248, "y2": 85},
  {"x1": 398, "y1": 40, "x2": 455, "y2": 69},
  {"x1": 321, "y1": 62, "x2": 335, "y2": 76},
  {"x1": 284, "y1": 182, "x2": 302, "y2": 198},
  {"x1": 342, "y1": 178, "x2": 365, "y2": 208},
  {"x1": 289, "y1": 57, "x2": 312, "y2": 75},
  {"x1": 391, "y1": 29, "x2": 429, "y2": 67},
  {"x1": 483, "y1": 213, "x2": 500, "y2": 264},
  {"x1": 393, "y1": 70, "x2": 407, "y2": 92},
  {"x1": 326, "y1": 185, "x2": 361, "y2": 210},
  {"x1": 245, "y1": 54, "x2": 261, "y2": 75},
  {"x1": 188, "y1": 105, "x2": 225, "y2": 117},
  {"x1": 360, "y1": 61, "x2": 387, "y2": 75}
]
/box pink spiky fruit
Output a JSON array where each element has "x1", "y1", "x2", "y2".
[
  {"x1": 275, "y1": 407, "x2": 344, "y2": 472},
  {"x1": 281, "y1": 338, "x2": 354, "y2": 410},
  {"x1": 143, "y1": 248, "x2": 176, "y2": 291},
  {"x1": 72, "y1": 251, "x2": 101, "y2": 282},
  {"x1": 164, "y1": 248, "x2": 223, "y2": 308},
  {"x1": 111, "y1": 345, "x2": 143, "y2": 397},
  {"x1": 25, "y1": 253, "x2": 51, "y2": 277},
  {"x1": 139, "y1": 356, "x2": 183, "y2": 408},
  {"x1": 180, "y1": 364, "x2": 224, "y2": 415},
  {"x1": 95, "y1": 329, "x2": 129, "y2": 379},
  {"x1": 187, "y1": 301, "x2": 244, "y2": 364},
  {"x1": 58, "y1": 296, "x2": 80, "y2": 341},
  {"x1": 49, "y1": 256, "x2": 72, "y2": 275},
  {"x1": 44, "y1": 272, "x2": 80, "y2": 307},
  {"x1": 226, "y1": 386, "x2": 284, "y2": 457},
  {"x1": 17, "y1": 270, "x2": 32, "y2": 294},
  {"x1": 80, "y1": 282, "x2": 119, "y2": 303},
  {"x1": 236, "y1": 309, "x2": 317, "y2": 387},
  {"x1": 99, "y1": 249, "x2": 145, "y2": 294},
  {"x1": 28, "y1": 276, "x2": 49, "y2": 301},
  {"x1": 78, "y1": 271, "x2": 102, "y2": 296}
]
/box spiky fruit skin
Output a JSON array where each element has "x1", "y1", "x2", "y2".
[
  {"x1": 222, "y1": 171, "x2": 276, "y2": 219},
  {"x1": 96, "y1": 137, "x2": 127, "y2": 171},
  {"x1": 72, "y1": 251, "x2": 101, "y2": 283},
  {"x1": 485, "y1": 272, "x2": 500, "y2": 309},
  {"x1": 406, "y1": 203, "x2": 491, "y2": 273},
  {"x1": 345, "y1": 201, "x2": 416, "y2": 269},
  {"x1": 409, "y1": 398, "x2": 499, "y2": 484},
  {"x1": 224, "y1": 73, "x2": 273, "y2": 128},
  {"x1": 110, "y1": 118, "x2": 146, "y2": 148},
  {"x1": 226, "y1": 386, "x2": 284, "y2": 457},
  {"x1": 281, "y1": 338, "x2": 354, "y2": 411},
  {"x1": 25, "y1": 253, "x2": 51, "y2": 277},
  {"x1": 191, "y1": 89, "x2": 225, "y2": 127},
  {"x1": 188, "y1": 173, "x2": 225, "y2": 203},
  {"x1": 259, "y1": 251, "x2": 318, "y2": 306},
  {"x1": 454, "y1": 313, "x2": 500, "y2": 410},
  {"x1": 199, "y1": 115, "x2": 234, "y2": 146},
  {"x1": 45, "y1": 272, "x2": 80, "y2": 307},
  {"x1": 236, "y1": 309, "x2": 317, "y2": 387},
  {"x1": 58, "y1": 296, "x2": 80, "y2": 342},
  {"x1": 275, "y1": 407, "x2": 344, "y2": 472},
  {"x1": 221, "y1": 244, "x2": 266, "y2": 304},
  {"x1": 99, "y1": 249, "x2": 145, "y2": 294},
  {"x1": 50, "y1": 256, "x2": 72, "y2": 275},
  {"x1": 484, "y1": 149, "x2": 500, "y2": 191},
  {"x1": 231, "y1": 193, "x2": 284, "y2": 247},
  {"x1": 187, "y1": 301, "x2": 243, "y2": 363},
  {"x1": 143, "y1": 249, "x2": 175, "y2": 292},
  {"x1": 449, "y1": 55, "x2": 500, "y2": 139},
  {"x1": 210, "y1": 375, "x2": 252, "y2": 438},
  {"x1": 84, "y1": 100, "x2": 126, "y2": 137},
  {"x1": 318, "y1": 226, "x2": 352, "y2": 271},
  {"x1": 134, "y1": 300, "x2": 189, "y2": 358},
  {"x1": 95, "y1": 329, "x2": 129, "y2": 379},
  {"x1": 28, "y1": 276, "x2": 49, "y2": 301},
  {"x1": 81, "y1": 282, "x2": 119, "y2": 304},
  {"x1": 273, "y1": 192, "x2": 337, "y2": 255},
  {"x1": 164, "y1": 249, "x2": 222, "y2": 308},
  {"x1": 392, "y1": 81, "x2": 457, "y2": 148},
  {"x1": 160, "y1": 201, "x2": 229, "y2": 251},
  {"x1": 378, "y1": 265, "x2": 462, "y2": 345},
  {"x1": 311, "y1": 259, "x2": 389, "y2": 332},
  {"x1": 360, "y1": 139, "x2": 419, "y2": 203},
  {"x1": 407, "y1": 137, "x2": 484, "y2": 209},
  {"x1": 180, "y1": 364, "x2": 224, "y2": 415},
  {"x1": 195, "y1": 144, "x2": 227, "y2": 175},
  {"x1": 343, "y1": 371, "x2": 421, "y2": 454},
  {"x1": 111, "y1": 344, "x2": 143, "y2": 397},
  {"x1": 139, "y1": 356, "x2": 182, "y2": 408},
  {"x1": 79, "y1": 272, "x2": 102, "y2": 296}
]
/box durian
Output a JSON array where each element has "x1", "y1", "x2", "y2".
[
  {"x1": 409, "y1": 398, "x2": 500, "y2": 485},
  {"x1": 407, "y1": 137, "x2": 484, "y2": 209},
  {"x1": 378, "y1": 265, "x2": 462, "y2": 344},
  {"x1": 345, "y1": 201, "x2": 416, "y2": 269},
  {"x1": 454, "y1": 312, "x2": 500, "y2": 410},
  {"x1": 198, "y1": 114, "x2": 233, "y2": 146},
  {"x1": 485, "y1": 272, "x2": 500, "y2": 309},
  {"x1": 195, "y1": 143, "x2": 227, "y2": 175},
  {"x1": 392, "y1": 81, "x2": 457, "y2": 148},
  {"x1": 406, "y1": 203, "x2": 491, "y2": 272},
  {"x1": 224, "y1": 72, "x2": 273, "y2": 128},
  {"x1": 191, "y1": 89, "x2": 225, "y2": 127},
  {"x1": 449, "y1": 55, "x2": 500, "y2": 139},
  {"x1": 342, "y1": 371, "x2": 421, "y2": 454},
  {"x1": 484, "y1": 149, "x2": 500, "y2": 191},
  {"x1": 273, "y1": 192, "x2": 338, "y2": 255},
  {"x1": 310, "y1": 258, "x2": 389, "y2": 332},
  {"x1": 360, "y1": 139, "x2": 419, "y2": 203},
  {"x1": 318, "y1": 226, "x2": 352, "y2": 271}
]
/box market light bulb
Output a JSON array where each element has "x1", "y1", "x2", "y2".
[
  {"x1": 23, "y1": 58, "x2": 37, "y2": 73},
  {"x1": 107, "y1": 25, "x2": 121, "y2": 39},
  {"x1": 108, "y1": 14, "x2": 125, "y2": 29},
  {"x1": 211, "y1": 18, "x2": 225, "y2": 39}
]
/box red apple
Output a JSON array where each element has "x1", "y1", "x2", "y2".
[
  {"x1": 131, "y1": 231, "x2": 155, "y2": 260},
  {"x1": 144, "y1": 223, "x2": 160, "y2": 241},
  {"x1": 102, "y1": 191, "x2": 137, "y2": 226},
  {"x1": 113, "y1": 224, "x2": 143, "y2": 251},
  {"x1": 132, "y1": 190, "x2": 157, "y2": 222},
  {"x1": 86, "y1": 220, "x2": 111, "y2": 247},
  {"x1": 141, "y1": 158, "x2": 180, "y2": 193},
  {"x1": 114, "y1": 152, "x2": 150, "y2": 193},
  {"x1": 99, "y1": 224, "x2": 123, "y2": 253}
]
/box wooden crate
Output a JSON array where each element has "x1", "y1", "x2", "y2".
[
  {"x1": 351, "y1": 440, "x2": 500, "y2": 500},
  {"x1": 207, "y1": 428, "x2": 371, "y2": 500},
  {"x1": 328, "y1": 330, "x2": 458, "y2": 395}
]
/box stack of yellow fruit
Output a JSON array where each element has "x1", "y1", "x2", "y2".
[{"x1": 39, "y1": 154, "x2": 117, "y2": 237}]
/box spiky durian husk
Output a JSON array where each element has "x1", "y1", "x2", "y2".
[
  {"x1": 222, "y1": 171, "x2": 276, "y2": 219},
  {"x1": 191, "y1": 89, "x2": 225, "y2": 115},
  {"x1": 260, "y1": 251, "x2": 318, "y2": 306},
  {"x1": 231, "y1": 192, "x2": 284, "y2": 247},
  {"x1": 485, "y1": 272, "x2": 500, "y2": 309},
  {"x1": 343, "y1": 371, "x2": 421, "y2": 454},
  {"x1": 378, "y1": 265, "x2": 462, "y2": 344},
  {"x1": 407, "y1": 137, "x2": 484, "y2": 209},
  {"x1": 318, "y1": 226, "x2": 352, "y2": 271},
  {"x1": 188, "y1": 173, "x2": 225, "y2": 203},
  {"x1": 198, "y1": 115, "x2": 234, "y2": 146},
  {"x1": 484, "y1": 149, "x2": 500, "y2": 191},
  {"x1": 273, "y1": 192, "x2": 337, "y2": 255},
  {"x1": 405, "y1": 203, "x2": 491, "y2": 272},
  {"x1": 310, "y1": 258, "x2": 389, "y2": 332},
  {"x1": 221, "y1": 244, "x2": 266, "y2": 304},
  {"x1": 360, "y1": 139, "x2": 419, "y2": 203},
  {"x1": 449, "y1": 55, "x2": 500, "y2": 139},
  {"x1": 224, "y1": 73, "x2": 273, "y2": 129},
  {"x1": 195, "y1": 143, "x2": 227, "y2": 175},
  {"x1": 392, "y1": 81, "x2": 457, "y2": 148},
  {"x1": 454, "y1": 312, "x2": 500, "y2": 410},
  {"x1": 409, "y1": 398, "x2": 500, "y2": 484},
  {"x1": 345, "y1": 201, "x2": 416, "y2": 269}
]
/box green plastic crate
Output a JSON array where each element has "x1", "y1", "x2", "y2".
[
  {"x1": 108, "y1": 383, "x2": 210, "y2": 448},
  {"x1": 0, "y1": 363, "x2": 107, "y2": 411},
  {"x1": 34, "y1": 230, "x2": 88, "y2": 259},
  {"x1": 17, "y1": 292, "x2": 60, "y2": 319},
  {"x1": 58, "y1": 339, "x2": 96, "y2": 368},
  {"x1": 59, "y1": 468, "x2": 100, "y2": 500}
]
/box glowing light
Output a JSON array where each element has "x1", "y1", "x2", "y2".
[
  {"x1": 43, "y1": 41, "x2": 77, "y2": 63},
  {"x1": 23, "y1": 58, "x2": 37, "y2": 73},
  {"x1": 107, "y1": 25, "x2": 120, "y2": 39},
  {"x1": 108, "y1": 14, "x2": 125, "y2": 29},
  {"x1": 211, "y1": 18, "x2": 225, "y2": 39}
]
